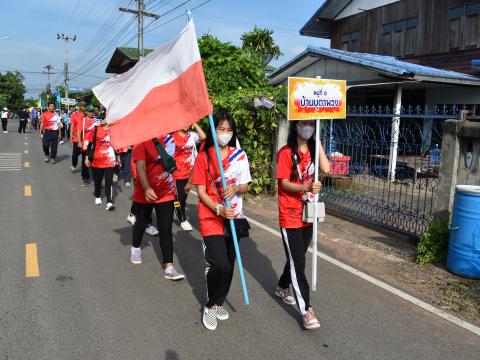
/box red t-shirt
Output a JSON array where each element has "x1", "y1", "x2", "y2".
[
  {"x1": 80, "y1": 116, "x2": 99, "y2": 151},
  {"x1": 70, "y1": 112, "x2": 84, "y2": 142},
  {"x1": 41, "y1": 112, "x2": 60, "y2": 131},
  {"x1": 85, "y1": 125, "x2": 116, "y2": 168},
  {"x1": 173, "y1": 131, "x2": 200, "y2": 180},
  {"x1": 192, "y1": 147, "x2": 251, "y2": 237},
  {"x1": 276, "y1": 145, "x2": 314, "y2": 229},
  {"x1": 131, "y1": 135, "x2": 175, "y2": 204}
]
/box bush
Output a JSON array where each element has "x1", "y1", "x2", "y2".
[{"x1": 416, "y1": 219, "x2": 450, "y2": 265}]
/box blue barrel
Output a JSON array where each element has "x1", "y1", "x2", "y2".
[{"x1": 446, "y1": 185, "x2": 480, "y2": 279}]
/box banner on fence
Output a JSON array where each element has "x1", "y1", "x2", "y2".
[
  {"x1": 61, "y1": 98, "x2": 76, "y2": 106},
  {"x1": 287, "y1": 77, "x2": 346, "y2": 120}
]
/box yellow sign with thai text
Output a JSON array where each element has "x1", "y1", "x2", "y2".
[{"x1": 287, "y1": 77, "x2": 346, "y2": 120}]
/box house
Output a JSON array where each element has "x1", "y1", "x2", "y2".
[
  {"x1": 105, "y1": 47, "x2": 153, "y2": 74},
  {"x1": 268, "y1": 0, "x2": 480, "y2": 239},
  {"x1": 301, "y1": 0, "x2": 480, "y2": 75}
]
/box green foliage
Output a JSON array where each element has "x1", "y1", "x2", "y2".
[
  {"x1": 199, "y1": 34, "x2": 287, "y2": 194},
  {"x1": 241, "y1": 26, "x2": 282, "y2": 67},
  {"x1": 416, "y1": 219, "x2": 450, "y2": 265},
  {"x1": 0, "y1": 71, "x2": 26, "y2": 110},
  {"x1": 23, "y1": 98, "x2": 38, "y2": 108}
]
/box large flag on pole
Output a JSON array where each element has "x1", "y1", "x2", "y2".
[{"x1": 93, "y1": 20, "x2": 212, "y2": 149}]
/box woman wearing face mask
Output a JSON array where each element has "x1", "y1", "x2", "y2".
[
  {"x1": 84, "y1": 119, "x2": 117, "y2": 211},
  {"x1": 275, "y1": 120, "x2": 330, "y2": 330},
  {"x1": 192, "y1": 109, "x2": 251, "y2": 331}
]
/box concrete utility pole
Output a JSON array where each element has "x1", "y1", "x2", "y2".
[
  {"x1": 57, "y1": 34, "x2": 76, "y2": 110},
  {"x1": 119, "y1": 0, "x2": 159, "y2": 59},
  {"x1": 43, "y1": 64, "x2": 55, "y2": 95}
]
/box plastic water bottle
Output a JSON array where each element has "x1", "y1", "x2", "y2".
[{"x1": 429, "y1": 144, "x2": 441, "y2": 164}]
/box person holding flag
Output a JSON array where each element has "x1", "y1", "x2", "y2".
[
  {"x1": 192, "y1": 110, "x2": 252, "y2": 331},
  {"x1": 39, "y1": 102, "x2": 62, "y2": 163},
  {"x1": 129, "y1": 134, "x2": 185, "y2": 281},
  {"x1": 275, "y1": 120, "x2": 330, "y2": 330},
  {"x1": 172, "y1": 121, "x2": 206, "y2": 231}
]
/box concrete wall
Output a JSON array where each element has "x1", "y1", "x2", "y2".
[{"x1": 434, "y1": 120, "x2": 480, "y2": 219}]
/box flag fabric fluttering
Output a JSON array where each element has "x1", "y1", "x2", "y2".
[{"x1": 93, "y1": 20, "x2": 212, "y2": 149}]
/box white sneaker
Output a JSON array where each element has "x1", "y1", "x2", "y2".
[
  {"x1": 59, "y1": 140, "x2": 64, "y2": 144},
  {"x1": 180, "y1": 220, "x2": 193, "y2": 231},
  {"x1": 145, "y1": 225, "x2": 159, "y2": 236},
  {"x1": 106, "y1": 202, "x2": 115, "y2": 211},
  {"x1": 124, "y1": 181, "x2": 131, "y2": 187},
  {"x1": 202, "y1": 307, "x2": 217, "y2": 331},
  {"x1": 126, "y1": 214, "x2": 136, "y2": 225},
  {"x1": 130, "y1": 247, "x2": 142, "y2": 264},
  {"x1": 3, "y1": 131, "x2": 7, "y2": 134},
  {"x1": 113, "y1": 173, "x2": 118, "y2": 182},
  {"x1": 95, "y1": 197, "x2": 102, "y2": 205}
]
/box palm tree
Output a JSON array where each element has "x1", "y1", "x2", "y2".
[{"x1": 241, "y1": 26, "x2": 282, "y2": 68}]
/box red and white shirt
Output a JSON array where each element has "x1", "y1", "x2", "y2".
[
  {"x1": 40, "y1": 111, "x2": 61, "y2": 131},
  {"x1": 69, "y1": 111, "x2": 84, "y2": 143},
  {"x1": 85, "y1": 125, "x2": 116, "y2": 168},
  {"x1": 132, "y1": 134, "x2": 176, "y2": 204},
  {"x1": 192, "y1": 146, "x2": 251, "y2": 237},
  {"x1": 80, "y1": 116, "x2": 100, "y2": 150},
  {"x1": 276, "y1": 145, "x2": 314, "y2": 229},
  {"x1": 173, "y1": 131, "x2": 200, "y2": 180}
]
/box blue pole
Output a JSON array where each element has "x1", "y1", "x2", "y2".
[{"x1": 207, "y1": 113, "x2": 250, "y2": 305}]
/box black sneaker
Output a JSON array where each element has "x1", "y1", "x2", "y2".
[{"x1": 82, "y1": 180, "x2": 88, "y2": 187}]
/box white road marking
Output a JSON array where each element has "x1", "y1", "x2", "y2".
[
  {"x1": 0, "y1": 153, "x2": 22, "y2": 171},
  {"x1": 191, "y1": 190, "x2": 480, "y2": 336}
]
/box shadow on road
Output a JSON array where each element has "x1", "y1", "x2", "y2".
[{"x1": 112, "y1": 201, "x2": 301, "y2": 325}]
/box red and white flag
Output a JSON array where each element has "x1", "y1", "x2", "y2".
[{"x1": 93, "y1": 20, "x2": 212, "y2": 149}]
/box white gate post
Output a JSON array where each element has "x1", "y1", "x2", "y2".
[{"x1": 388, "y1": 85, "x2": 403, "y2": 182}]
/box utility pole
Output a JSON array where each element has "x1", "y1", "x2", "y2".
[
  {"x1": 119, "y1": 0, "x2": 159, "y2": 59},
  {"x1": 57, "y1": 33, "x2": 76, "y2": 111},
  {"x1": 43, "y1": 64, "x2": 55, "y2": 95}
]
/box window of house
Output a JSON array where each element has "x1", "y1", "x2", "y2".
[
  {"x1": 341, "y1": 32, "x2": 351, "y2": 44},
  {"x1": 406, "y1": 17, "x2": 418, "y2": 29},
  {"x1": 341, "y1": 31, "x2": 360, "y2": 50},
  {"x1": 449, "y1": 6, "x2": 465, "y2": 18},
  {"x1": 466, "y1": 3, "x2": 480, "y2": 16},
  {"x1": 394, "y1": 20, "x2": 405, "y2": 31},
  {"x1": 382, "y1": 23, "x2": 393, "y2": 34}
]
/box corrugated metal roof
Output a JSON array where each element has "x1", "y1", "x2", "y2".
[
  {"x1": 117, "y1": 47, "x2": 154, "y2": 60},
  {"x1": 269, "y1": 46, "x2": 480, "y2": 85}
]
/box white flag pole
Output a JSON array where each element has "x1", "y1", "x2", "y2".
[
  {"x1": 311, "y1": 75, "x2": 322, "y2": 291},
  {"x1": 311, "y1": 118, "x2": 320, "y2": 291}
]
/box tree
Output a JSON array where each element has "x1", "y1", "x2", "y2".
[
  {"x1": 241, "y1": 27, "x2": 282, "y2": 68},
  {"x1": 0, "y1": 71, "x2": 26, "y2": 110},
  {"x1": 23, "y1": 98, "x2": 39, "y2": 108}
]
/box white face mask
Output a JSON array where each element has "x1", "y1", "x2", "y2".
[
  {"x1": 296, "y1": 125, "x2": 315, "y2": 140},
  {"x1": 217, "y1": 133, "x2": 233, "y2": 146}
]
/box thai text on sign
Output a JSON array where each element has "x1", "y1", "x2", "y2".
[{"x1": 287, "y1": 77, "x2": 346, "y2": 120}]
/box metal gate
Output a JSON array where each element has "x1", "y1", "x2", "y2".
[{"x1": 320, "y1": 104, "x2": 460, "y2": 239}]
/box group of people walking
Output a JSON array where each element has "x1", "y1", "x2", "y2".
[{"x1": 36, "y1": 102, "x2": 331, "y2": 332}]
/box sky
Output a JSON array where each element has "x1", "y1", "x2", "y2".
[{"x1": 0, "y1": 0, "x2": 329, "y2": 98}]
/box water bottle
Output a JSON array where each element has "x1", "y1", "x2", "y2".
[{"x1": 429, "y1": 144, "x2": 441, "y2": 164}]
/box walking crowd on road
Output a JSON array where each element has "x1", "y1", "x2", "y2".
[{"x1": 6, "y1": 101, "x2": 330, "y2": 332}]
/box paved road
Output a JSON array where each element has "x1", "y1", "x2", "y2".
[{"x1": 1, "y1": 130, "x2": 479, "y2": 360}]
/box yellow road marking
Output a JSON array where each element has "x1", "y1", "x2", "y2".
[
  {"x1": 24, "y1": 150, "x2": 28, "y2": 154},
  {"x1": 24, "y1": 136, "x2": 27, "y2": 140},
  {"x1": 24, "y1": 142, "x2": 28, "y2": 146},
  {"x1": 24, "y1": 162, "x2": 30, "y2": 168},
  {"x1": 24, "y1": 185, "x2": 32, "y2": 197},
  {"x1": 25, "y1": 243, "x2": 40, "y2": 277}
]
